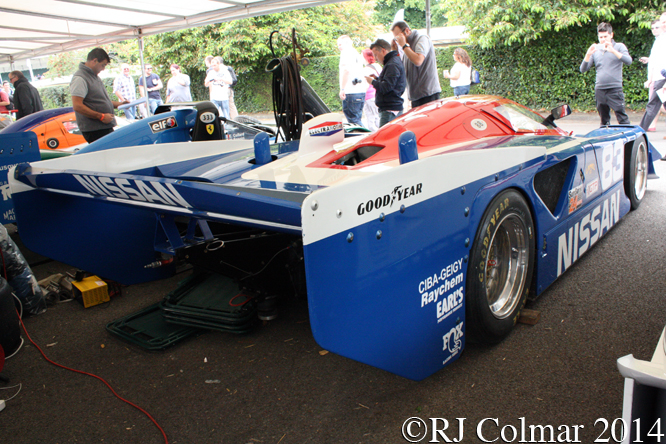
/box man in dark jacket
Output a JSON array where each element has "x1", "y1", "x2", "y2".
[
  {"x1": 365, "y1": 39, "x2": 406, "y2": 127},
  {"x1": 8, "y1": 71, "x2": 43, "y2": 119}
]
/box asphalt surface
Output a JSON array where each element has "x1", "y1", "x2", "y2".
[{"x1": 1, "y1": 111, "x2": 665, "y2": 444}]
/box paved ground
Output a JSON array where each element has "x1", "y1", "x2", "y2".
[{"x1": 1, "y1": 111, "x2": 665, "y2": 444}]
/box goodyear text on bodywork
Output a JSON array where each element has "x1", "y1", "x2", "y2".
[{"x1": 357, "y1": 183, "x2": 423, "y2": 215}]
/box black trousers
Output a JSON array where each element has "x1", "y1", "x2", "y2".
[
  {"x1": 411, "y1": 92, "x2": 440, "y2": 109},
  {"x1": 595, "y1": 87, "x2": 630, "y2": 126},
  {"x1": 82, "y1": 128, "x2": 114, "y2": 144},
  {"x1": 640, "y1": 79, "x2": 666, "y2": 130}
]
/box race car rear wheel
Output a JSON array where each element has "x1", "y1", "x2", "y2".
[
  {"x1": 46, "y1": 138, "x2": 59, "y2": 149},
  {"x1": 625, "y1": 136, "x2": 648, "y2": 210},
  {"x1": 466, "y1": 189, "x2": 535, "y2": 344}
]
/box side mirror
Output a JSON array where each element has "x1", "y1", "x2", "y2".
[
  {"x1": 550, "y1": 104, "x2": 572, "y2": 120},
  {"x1": 542, "y1": 104, "x2": 572, "y2": 126}
]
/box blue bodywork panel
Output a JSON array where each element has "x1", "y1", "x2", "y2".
[
  {"x1": 0, "y1": 132, "x2": 40, "y2": 223},
  {"x1": 77, "y1": 110, "x2": 198, "y2": 154}
]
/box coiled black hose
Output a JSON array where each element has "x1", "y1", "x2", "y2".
[{"x1": 266, "y1": 30, "x2": 304, "y2": 142}]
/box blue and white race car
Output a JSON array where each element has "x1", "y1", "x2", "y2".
[{"x1": 8, "y1": 95, "x2": 658, "y2": 380}]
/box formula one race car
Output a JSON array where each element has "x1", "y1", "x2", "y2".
[
  {"x1": 0, "y1": 107, "x2": 85, "y2": 151},
  {"x1": 9, "y1": 95, "x2": 658, "y2": 380},
  {"x1": 0, "y1": 102, "x2": 276, "y2": 223}
]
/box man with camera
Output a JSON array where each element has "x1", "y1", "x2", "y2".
[
  {"x1": 365, "y1": 39, "x2": 406, "y2": 127},
  {"x1": 391, "y1": 21, "x2": 441, "y2": 109},
  {"x1": 580, "y1": 22, "x2": 632, "y2": 126},
  {"x1": 337, "y1": 35, "x2": 367, "y2": 126}
]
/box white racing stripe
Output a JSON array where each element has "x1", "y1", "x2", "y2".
[
  {"x1": 301, "y1": 146, "x2": 547, "y2": 245},
  {"x1": 25, "y1": 139, "x2": 255, "y2": 175},
  {"x1": 33, "y1": 187, "x2": 302, "y2": 233}
]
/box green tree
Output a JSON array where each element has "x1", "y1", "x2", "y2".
[
  {"x1": 108, "y1": 40, "x2": 142, "y2": 64},
  {"x1": 144, "y1": 0, "x2": 378, "y2": 76},
  {"x1": 46, "y1": 49, "x2": 88, "y2": 78},
  {"x1": 374, "y1": 0, "x2": 448, "y2": 29},
  {"x1": 46, "y1": 40, "x2": 142, "y2": 79},
  {"x1": 441, "y1": 0, "x2": 666, "y2": 48}
]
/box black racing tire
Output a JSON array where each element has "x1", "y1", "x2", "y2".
[
  {"x1": 235, "y1": 115, "x2": 262, "y2": 125},
  {"x1": 46, "y1": 138, "x2": 59, "y2": 149},
  {"x1": 624, "y1": 135, "x2": 648, "y2": 210},
  {"x1": 466, "y1": 189, "x2": 535, "y2": 344}
]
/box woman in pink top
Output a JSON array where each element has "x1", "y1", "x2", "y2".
[{"x1": 362, "y1": 49, "x2": 382, "y2": 131}]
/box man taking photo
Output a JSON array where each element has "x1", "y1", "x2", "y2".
[{"x1": 580, "y1": 22, "x2": 632, "y2": 126}]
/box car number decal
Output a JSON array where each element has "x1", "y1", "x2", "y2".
[{"x1": 470, "y1": 119, "x2": 487, "y2": 131}]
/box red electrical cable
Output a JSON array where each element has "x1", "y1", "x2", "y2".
[
  {"x1": 229, "y1": 292, "x2": 253, "y2": 307},
  {"x1": 15, "y1": 311, "x2": 169, "y2": 444}
]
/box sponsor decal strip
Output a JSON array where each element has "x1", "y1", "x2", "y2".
[
  {"x1": 74, "y1": 174, "x2": 191, "y2": 208},
  {"x1": 357, "y1": 183, "x2": 423, "y2": 216},
  {"x1": 38, "y1": 188, "x2": 302, "y2": 233},
  {"x1": 442, "y1": 322, "x2": 464, "y2": 366},
  {"x1": 308, "y1": 122, "x2": 344, "y2": 137},
  {"x1": 418, "y1": 258, "x2": 465, "y2": 324},
  {"x1": 150, "y1": 116, "x2": 178, "y2": 133},
  {"x1": 302, "y1": 146, "x2": 547, "y2": 246},
  {"x1": 557, "y1": 189, "x2": 620, "y2": 276}
]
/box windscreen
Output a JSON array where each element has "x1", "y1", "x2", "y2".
[{"x1": 493, "y1": 104, "x2": 555, "y2": 132}]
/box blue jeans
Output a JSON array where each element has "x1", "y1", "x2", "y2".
[
  {"x1": 123, "y1": 106, "x2": 136, "y2": 120},
  {"x1": 343, "y1": 93, "x2": 365, "y2": 125},
  {"x1": 149, "y1": 98, "x2": 163, "y2": 114},
  {"x1": 213, "y1": 100, "x2": 230, "y2": 119},
  {"x1": 453, "y1": 85, "x2": 470, "y2": 96},
  {"x1": 379, "y1": 110, "x2": 401, "y2": 127}
]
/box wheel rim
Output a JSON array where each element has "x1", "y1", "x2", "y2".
[
  {"x1": 634, "y1": 141, "x2": 648, "y2": 201},
  {"x1": 484, "y1": 213, "x2": 529, "y2": 319}
]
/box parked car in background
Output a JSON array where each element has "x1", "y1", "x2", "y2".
[{"x1": 0, "y1": 107, "x2": 85, "y2": 150}]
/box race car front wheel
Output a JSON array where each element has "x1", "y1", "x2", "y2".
[
  {"x1": 466, "y1": 189, "x2": 535, "y2": 344},
  {"x1": 46, "y1": 138, "x2": 59, "y2": 149},
  {"x1": 625, "y1": 135, "x2": 648, "y2": 210}
]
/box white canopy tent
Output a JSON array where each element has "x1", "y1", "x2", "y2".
[
  {"x1": 0, "y1": 0, "x2": 353, "y2": 116},
  {"x1": 0, "y1": 0, "x2": 349, "y2": 64}
]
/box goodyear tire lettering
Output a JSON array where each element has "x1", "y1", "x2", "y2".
[{"x1": 466, "y1": 190, "x2": 535, "y2": 344}]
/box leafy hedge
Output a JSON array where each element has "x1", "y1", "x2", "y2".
[
  {"x1": 36, "y1": 24, "x2": 654, "y2": 115},
  {"x1": 39, "y1": 78, "x2": 127, "y2": 116},
  {"x1": 467, "y1": 23, "x2": 653, "y2": 111}
]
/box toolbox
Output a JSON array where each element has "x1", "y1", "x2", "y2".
[{"x1": 72, "y1": 276, "x2": 109, "y2": 308}]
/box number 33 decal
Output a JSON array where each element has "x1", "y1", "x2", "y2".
[{"x1": 600, "y1": 140, "x2": 623, "y2": 191}]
